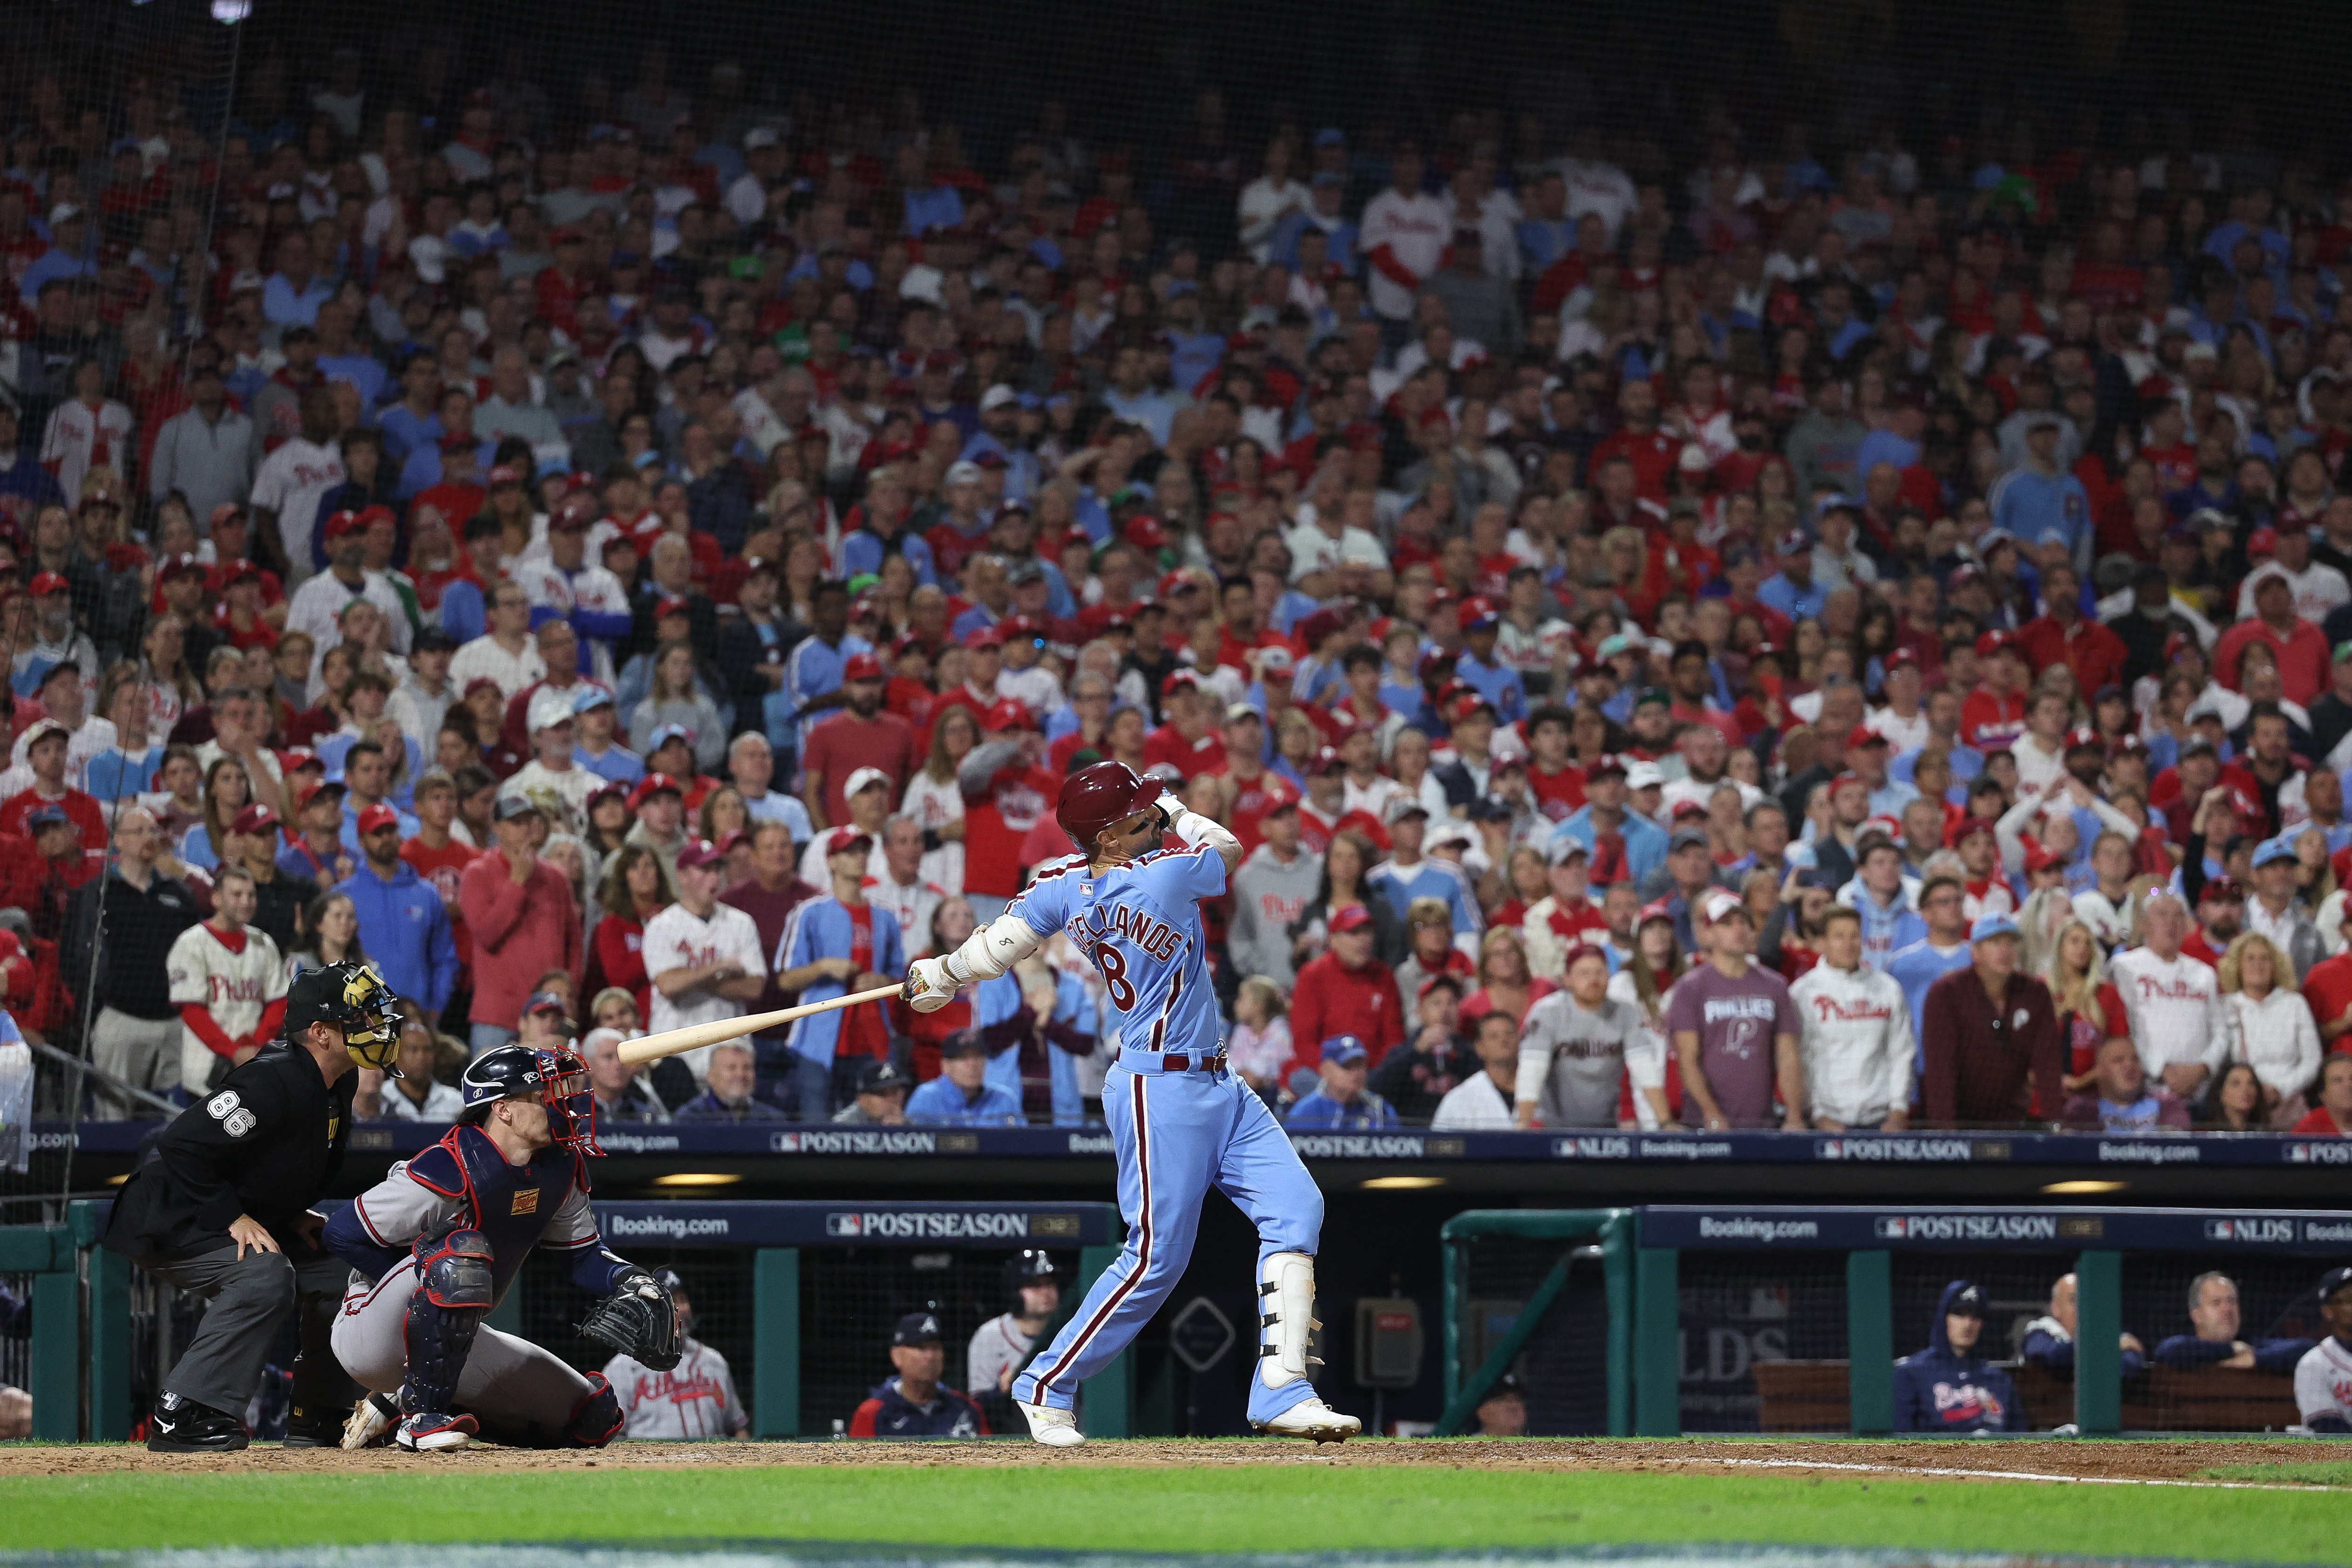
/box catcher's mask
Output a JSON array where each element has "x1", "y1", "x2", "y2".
[
  {"x1": 284, "y1": 961, "x2": 403, "y2": 1076},
  {"x1": 458, "y1": 1043, "x2": 602, "y2": 1156}
]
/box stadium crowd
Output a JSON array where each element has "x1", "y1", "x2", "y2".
[{"x1": 13, "y1": 44, "x2": 2352, "y2": 1134}]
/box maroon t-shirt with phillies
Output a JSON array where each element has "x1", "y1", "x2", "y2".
[{"x1": 1663, "y1": 962, "x2": 1798, "y2": 1127}]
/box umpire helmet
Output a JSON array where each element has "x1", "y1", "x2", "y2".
[
  {"x1": 1056, "y1": 760, "x2": 1158, "y2": 855},
  {"x1": 1004, "y1": 1249, "x2": 1059, "y2": 1311},
  {"x1": 285, "y1": 961, "x2": 402, "y2": 1075}
]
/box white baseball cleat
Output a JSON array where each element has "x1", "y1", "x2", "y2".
[
  {"x1": 341, "y1": 1390, "x2": 399, "y2": 1450},
  {"x1": 1016, "y1": 1399, "x2": 1086, "y2": 1448},
  {"x1": 1254, "y1": 1397, "x2": 1362, "y2": 1443}
]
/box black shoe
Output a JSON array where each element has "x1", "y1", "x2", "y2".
[
  {"x1": 281, "y1": 1405, "x2": 345, "y2": 1448},
  {"x1": 147, "y1": 1393, "x2": 249, "y2": 1452}
]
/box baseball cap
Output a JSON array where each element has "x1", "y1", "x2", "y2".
[
  {"x1": 982, "y1": 698, "x2": 1034, "y2": 733},
  {"x1": 1948, "y1": 1283, "x2": 1989, "y2": 1317},
  {"x1": 1384, "y1": 796, "x2": 1431, "y2": 825},
  {"x1": 1974, "y1": 629, "x2": 2016, "y2": 658},
  {"x1": 492, "y1": 790, "x2": 543, "y2": 822},
  {"x1": 1416, "y1": 972, "x2": 1465, "y2": 1002},
  {"x1": 2064, "y1": 726, "x2": 2106, "y2": 754},
  {"x1": 293, "y1": 778, "x2": 346, "y2": 813},
  {"x1": 1319, "y1": 1034, "x2": 1368, "y2": 1066},
  {"x1": 27, "y1": 570, "x2": 69, "y2": 597},
  {"x1": 674, "y1": 838, "x2": 726, "y2": 871},
  {"x1": 1448, "y1": 692, "x2": 1497, "y2": 726},
  {"x1": 1586, "y1": 754, "x2": 1628, "y2": 781},
  {"x1": 1625, "y1": 761, "x2": 1665, "y2": 792},
  {"x1": 892, "y1": 1311, "x2": 944, "y2": 1346},
  {"x1": 1950, "y1": 817, "x2": 1995, "y2": 847},
  {"x1": 938, "y1": 1027, "x2": 991, "y2": 1060},
  {"x1": 523, "y1": 990, "x2": 572, "y2": 1023},
  {"x1": 945, "y1": 460, "x2": 983, "y2": 486},
  {"x1": 2318, "y1": 1266, "x2": 2352, "y2": 1304},
  {"x1": 355, "y1": 803, "x2": 401, "y2": 836},
  {"x1": 571, "y1": 686, "x2": 615, "y2": 716},
  {"x1": 1846, "y1": 725, "x2": 1889, "y2": 750},
  {"x1": 1328, "y1": 906, "x2": 1373, "y2": 935},
  {"x1": 15, "y1": 717, "x2": 66, "y2": 751},
  {"x1": 842, "y1": 652, "x2": 885, "y2": 683},
  {"x1": 646, "y1": 722, "x2": 697, "y2": 753},
  {"x1": 24, "y1": 803, "x2": 68, "y2": 830},
  {"x1": 2252, "y1": 835, "x2": 2299, "y2": 870},
  {"x1": 526, "y1": 688, "x2": 577, "y2": 734},
  {"x1": 229, "y1": 804, "x2": 280, "y2": 837},
  {"x1": 1774, "y1": 528, "x2": 1810, "y2": 557},
  {"x1": 1546, "y1": 836, "x2": 1589, "y2": 865},
  {"x1": 979, "y1": 384, "x2": 1020, "y2": 412},
  {"x1": 1636, "y1": 898, "x2": 1676, "y2": 929},
  {"x1": 1668, "y1": 825, "x2": 1711, "y2": 852},
  {"x1": 1459, "y1": 596, "x2": 1499, "y2": 632},
  {"x1": 857, "y1": 1058, "x2": 910, "y2": 1095},
  {"x1": 962, "y1": 626, "x2": 1005, "y2": 651},
  {"x1": 2248, "y1": 527, "x2": 2280, "y2": 559},
  {"x1": 1696, "y1": 888, "x2": 1745, "y2": 925},
  {"x1": 843, "y1": 766, "x2": 893, "y2": 799},
  {"x1": 1307, "y1": 745, "x2": 1344, "y2": 776},
  {"x1": 825, "y1": 827, "x2": 874, "y2": 858},
  {"x1": 629, "y1": 774, "x2": 684, "y2": 810},
  {"x1": 1969, "y1": 912, "x2": 2021, "y2": 942}
]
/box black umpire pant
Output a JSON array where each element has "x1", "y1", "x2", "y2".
[{"x1": 133, "y1": 1241, "x2": 351, "y2": 1417}]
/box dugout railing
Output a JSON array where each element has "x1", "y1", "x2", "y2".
[{"x1": 0, "y1": 1199, "x2": 1126, "y2": 1442}]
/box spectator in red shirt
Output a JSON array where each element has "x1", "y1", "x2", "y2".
[
  {"x1": 1285, "y1": 904, "x2": 1405, "y2": 1081},
  {"x1": 1587, "y1": 378, "x2": 1680, "y2": 501},
  {"x1": 2291, "y1": 1053, "x2": 2352, "y2": 1136},
  {"x1": 1143, "y1": 671, "x2": 1224, "y2": 777},
  {"x1": 2016, "y1": 563, "x2": 2127, "y2": 698},
  {"x1": 2302, "y1": 905, "x2": 2352, "y2": 1054},
  {"x1": 1961, "y1": 630, "x2": 2030, "y2": 753},
  {"x1": 800, "y1": 652, "x2": 922, "y2": 831},
  {"x1": 0, "y1": 720, "x2": 105, "y2": 849},
  {"x1": 957, "y1": 700, "x2": 1059, "y2": 923},
  {"x1": 2215, "y1": 569, "x2": 2331, "y2": 705}
]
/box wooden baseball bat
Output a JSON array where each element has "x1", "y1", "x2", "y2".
[{"x1": 616, "y1": 983, "x2": 903, "y2": 1066}]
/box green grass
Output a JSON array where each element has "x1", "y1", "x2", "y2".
[{"x1": 5, "y1": 1459, "x2": 2352, "y2": 1561}]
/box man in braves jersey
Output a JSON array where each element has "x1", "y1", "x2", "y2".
[
  {"x1": 325, "y1": 1042, "x2": 674, "y2": 1452},
  {"x1": 848, "y1": 1312, "x2": 989, "y2": 1438},
  {"x1": 165, "y1": 865, "x2": 289, "y2": 1097},
  {"x1": 605, "y1": 1272, "x2": 747, "y2": 1440},
  {"x1": 905, "y1": 761, "x2": 1361, "y2": 1445},
  {"x1": 2294, "y1": 1268, "x2": 2352, "y2": 1433},
  {"x1": 1961, "y1": 631, "x2": 2030, "y2": 753},
  {"x1": 966, "y1": 1250, "x2": 1062, "y2": 1417}
]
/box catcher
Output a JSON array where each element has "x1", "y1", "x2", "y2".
[{"x1": 321, "y1": 1041, "x2": 680, "y2": 1452}]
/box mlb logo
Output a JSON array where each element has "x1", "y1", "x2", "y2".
[
  {"x1": 2206, "y1": 1219, "x2": 2234, "y2": 1239},
  {"x1": 1874, "y1": 1217, "x2": 1909, "y2": 1239},
  {"x1": 826, "y1": 1213, "x2": 863, "y2": 1236}
]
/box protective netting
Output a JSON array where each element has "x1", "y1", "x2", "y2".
[
  {"x1": 1450, "y1": 1230, "x2": 1612, "y2": 1436},
  {"x1": 1675, "y1": 1252, "x2": 1848, "y2": 1434}
]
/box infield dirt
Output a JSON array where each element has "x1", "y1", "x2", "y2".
[{"x1": 0, "y1": 1437, "x2": 2331, "y2": 1481}]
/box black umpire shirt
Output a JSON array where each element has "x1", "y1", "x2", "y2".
[{"x1": 100, "y1": 1041, "x2": 356, "y2": 1262}]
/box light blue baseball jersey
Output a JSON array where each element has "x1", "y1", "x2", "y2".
[{"x1": 1005, "y1": 836, "x2": 1226, "y2": 1057}]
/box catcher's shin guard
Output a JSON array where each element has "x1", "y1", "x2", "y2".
[
  {"x1": 1257, "y1": 1251, "x2": 1322, "y2": 1390},
  {"x1": 472, "y1": 1372, "x2": 625, "y2": 1450},
  {"x1": 403, "y1": 1228, "x2": 494, "y2": 1416}
]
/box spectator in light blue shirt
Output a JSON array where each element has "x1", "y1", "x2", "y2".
[
  {"x1": 1987, "y1": 416, "x2": 2092, "y2": 571},
  {"x1": 1757, "y1": 530, "x2": 1828, "y2": 622},
  {"x1": 1282, "y1": 1035, "x2": 1400, "y2": 1130},
  {"x1": 261, "y1": 233, "x2": 334, "y2": 328},
  {"x1": 18, "y1": 209, "x2": 97, "y2": 305},
  {"x1": 905, "y1": 1031, "x2": 1024, "y2": 1126}
]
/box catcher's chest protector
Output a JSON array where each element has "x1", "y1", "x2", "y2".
[{"x1": 408, "y1": 1124, "x2": 583, "y2": 1303}]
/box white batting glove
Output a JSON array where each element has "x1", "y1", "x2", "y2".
[{"x1": 903, "y1": 957, "x2": 957, "y2": 1013}]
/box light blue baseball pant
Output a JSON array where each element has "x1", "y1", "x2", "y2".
[{"x1": 1012, "y1": 1061, "x2": 1325, "y2": 1426}]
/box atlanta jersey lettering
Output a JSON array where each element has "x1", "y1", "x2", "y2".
[
  {"x1": 606, "y1": 1339, "x2": 746, "y2": 1439},
  {"x1": 1006, "y1": 838, "x2": 1226, "y2": 1056},
  {"x1": 2296, "y1": 1336, "x2": 2352, "y2": 1428}
]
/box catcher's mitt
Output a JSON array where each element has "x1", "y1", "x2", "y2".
[{"x1": 576, "y1": 1267, "x2": 681, "y2": 1370}]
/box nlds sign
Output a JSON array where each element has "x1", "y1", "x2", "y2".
[{"x1": 2204, "y1": 1217, "x2": 2297, "y2": 1243}]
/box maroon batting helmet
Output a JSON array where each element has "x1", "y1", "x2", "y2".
[{"x1": 1057, "y1": 760, "x2": 1158, "y2": 853}]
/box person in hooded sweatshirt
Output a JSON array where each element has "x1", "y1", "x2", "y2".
[{"x1": 1893, "y1": 1280, "x2": 2025, "y2": 1434}]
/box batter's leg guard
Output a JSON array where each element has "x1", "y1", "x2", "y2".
[
  {"x1": 401, "y1": 1229, "x2": 492, "y2": 1431},
  {"x1": 1256, "y1": 1250, "x2": 1321, "y2": 1391}
]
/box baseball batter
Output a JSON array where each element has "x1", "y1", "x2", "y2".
[
  {"x1": 322, "y1": 1043, "x2": 681, "y2": 1452},
  {"x1": 905, "y1": 760, "x2": 1360, "y2": 1445}
]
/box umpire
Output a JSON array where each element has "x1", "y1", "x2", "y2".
[{"x1": 101, "y1": 960, "x2": 400, "y2": 1452}]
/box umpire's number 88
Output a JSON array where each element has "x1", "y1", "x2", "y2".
[{"x1": 1092, "y1": 945, "x2": 1136, "y2": 1011}]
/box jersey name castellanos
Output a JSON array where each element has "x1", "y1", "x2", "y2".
[{"x1": 1006, "y1": 842, "x2": 1226, "y2": 1056}]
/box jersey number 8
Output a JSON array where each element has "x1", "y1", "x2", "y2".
[{"x1": 1091, "y1": 944, "x2": 1136, "y2": 1011}]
